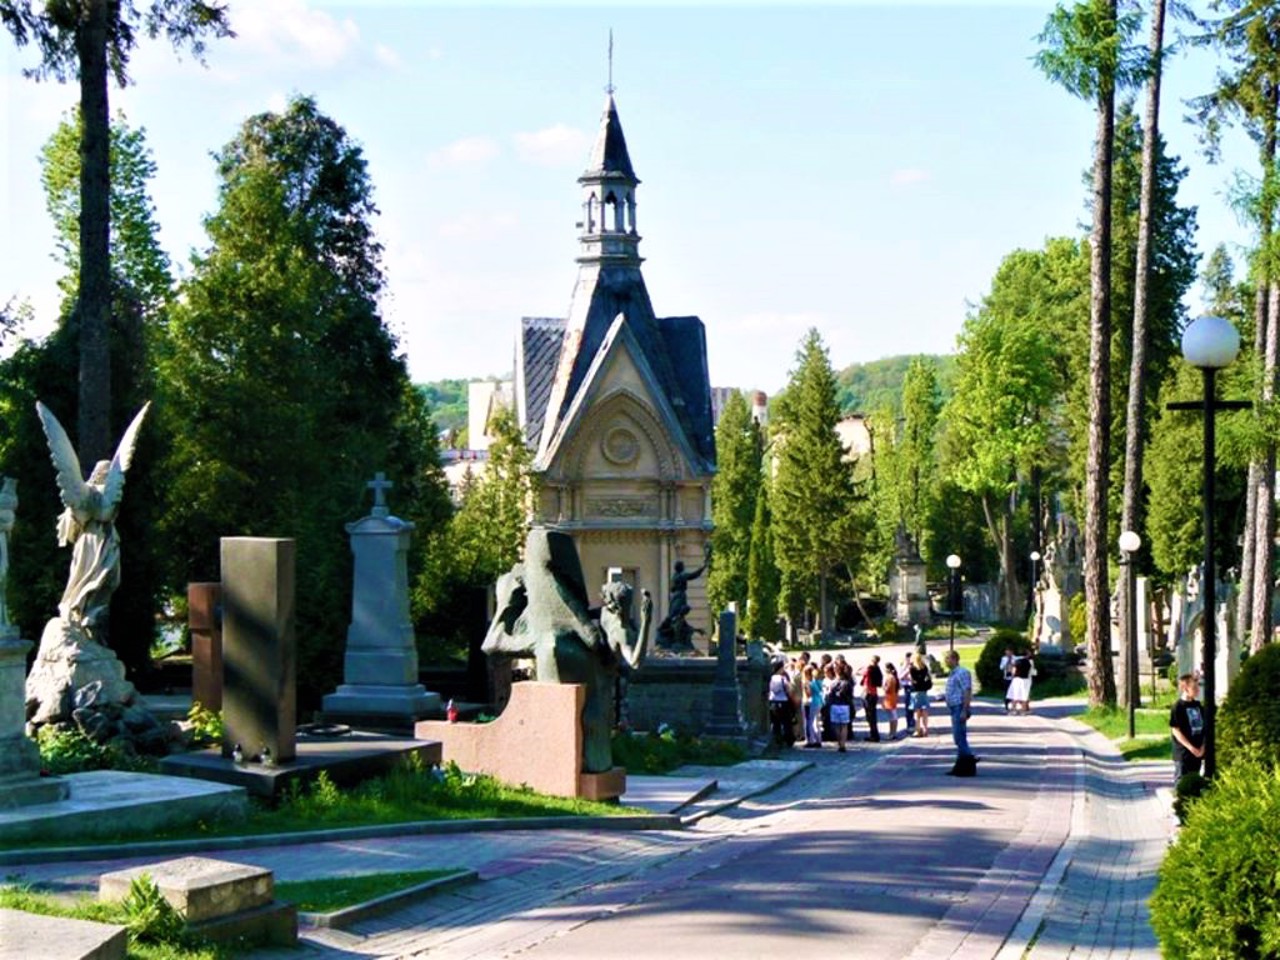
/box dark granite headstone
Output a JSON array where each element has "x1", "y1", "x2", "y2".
[
  {"x1": 221, "y1": 538, "x2": 296, "y2": 764},
  {"x1": 705, "y1": 609, "x2": 743, "y2": 736},
  {"x1": 188, "y1": 582, "x2": 223, "y2": 712}
]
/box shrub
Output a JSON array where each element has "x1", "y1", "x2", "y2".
[
  {"x1": 975, "y1": 628, "x2": 1030, "y2": 695},
  {"x1": 1172, "y1": 772, "x2": 1211, "y2": 826},
  {"x1": 186, "y1": 702, "x2": 224, "y2": 747},
  {"x1": 1217, "y1": 643, "x2": 1280, "y2": 772},
  {"x1": 120, "y1": 874, "x2": 184, "y2": 943},
  {"x1": 35, "y1": 725, "x2": 155, "y2": 775},
  {"x1": 1151, "y1": 760, "x2": 1280, "y2": 958},
  {"x1": 1068, "y1": 593, "x2": 1086, "y2": 651}
]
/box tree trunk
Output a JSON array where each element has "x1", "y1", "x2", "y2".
[
  {"x1": 980, "y1": 491, "x2": 1019, "y2": 623},
  {"x1": 76, "y1": 0, "x2": 112, "y2": 463},
  {"x1": 1251, "y1": 281, "x2": 1280, "y2": 650},
  {"x1": 1118, "y1": 0, "x2": 1165, "y2": 710},
  {"x1": 1085, "y1": 20, "x2": 1118, "y2": 708}
]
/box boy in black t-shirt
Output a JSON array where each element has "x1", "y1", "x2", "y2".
[{"x1": 1170, "y1": 673, "x2": 1206, "y2": 782}]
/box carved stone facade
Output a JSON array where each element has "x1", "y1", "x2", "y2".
[{"x1": 515, "y1": 94, "x2": 715, "y2": 636}]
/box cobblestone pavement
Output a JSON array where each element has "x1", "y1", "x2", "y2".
[{"x1": 5, "y1": 700, "x2": 1175, "y2": 959}]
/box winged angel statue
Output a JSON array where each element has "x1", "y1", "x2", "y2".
[{"x1": 37, "y1": 402, "x2": 150, "y2": 640}]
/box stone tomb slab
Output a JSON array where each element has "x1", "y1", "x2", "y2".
[
  {"x1": 0, "y1": 908, "x2": 126, "y2": 960},
  {"x1": 159, "y1": 730, "x2": 442, "y2": 800},
  {"x1": 0, "y1": 770, "x2": 247, "y2": 845},
  {"x1": 99, "y1": 856, "x2": 271, "y2": 923}
]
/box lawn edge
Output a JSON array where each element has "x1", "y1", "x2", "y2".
[{"x1": 296, "y1": 868, "x2": 479, "y2": 929}]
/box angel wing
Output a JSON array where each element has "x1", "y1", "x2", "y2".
[
  {"x1": 100, "y1": 402, "x2": 151, "y2": 511},
  {"x1": 35, "y1": 402, "x2": 88, "y2": 512}
]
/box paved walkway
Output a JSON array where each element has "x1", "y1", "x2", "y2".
[{"x1": 4, "y1": 701, "x2": 1175, "y2": 959}]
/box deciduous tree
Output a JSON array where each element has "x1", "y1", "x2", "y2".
[{"x1": 708, "y1": 390, "x2": 763, "y2": 618}]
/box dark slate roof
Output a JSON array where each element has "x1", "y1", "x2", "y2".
[
  {"x1": 657, "y1": 316, "x2": 715, "y2": 467},
  {"x1": 582, "y1": 94, "x2": 636, "y2": 182},
  {"x1": 520, "y1": 316, "x2": 565, "y2": 451}
]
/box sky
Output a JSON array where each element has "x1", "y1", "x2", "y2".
[{"x1": 0, "y1": 1, "x2": 1264, "y2": 397}]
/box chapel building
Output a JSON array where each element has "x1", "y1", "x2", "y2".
[{"x1": 514, "y1": 93, "x2": 716, "y2": 634}]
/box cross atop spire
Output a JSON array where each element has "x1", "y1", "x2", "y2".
[
  {"x1": 606, "y1": 29, "x2": 615, "y2": 95},
  {"x1": 366, "y1": 472, "x2": 393, "y2": 517}
]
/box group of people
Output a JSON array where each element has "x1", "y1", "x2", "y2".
[
  {"x1": 767, "y1": 649, "x2": 949, "y2": 751},
  {"x1": 998, "y1": 647, "x2": 1036, "y2": 715},
  {"x1": 767, "y1": 647, "x2": 980, "y2": 776}
]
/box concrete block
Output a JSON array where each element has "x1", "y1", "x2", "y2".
[
  {"x1": 186, "y1": 899, "x2": 296, "y2": 947},
  {"x1": 579, "y1": 767, "x2": 627, "y2": 802},
  {"x1": 0, "y1": 908, "x2": 126, "y2": 960},
  {"x1": 99, "y1": 856, "x2": 272, "y2": 923}
]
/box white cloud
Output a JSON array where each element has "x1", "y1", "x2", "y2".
[
  {"x1": 373, "y1": 44, "x2": 402, "y2": 70},
  {"x1": 229, "y1": 0, "x2": 360, "y2": 69},
  {"x1": 513, "y1": 124, "x2": 592, "y2": 168},
  {"x1": 890, "y1": 168, "x2": 930, "y2": 186},
  {"x1": 426, "y1": 136, "x2": 501, "y2": 170}
]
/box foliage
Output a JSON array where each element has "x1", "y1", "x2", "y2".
[
  {"x1": 743, "y1": 475, "x2": 780, "y2": 641},
  {"x1": 709, "y1": 390, "x2": 763, "y2": 617},
  {"x1": 611, "y1": 729, "x2": 749, "y2": 774},
  {"x1": 1034, "y1": 0, "x2": 1145, "y2": 102},
  {"x1": 1078, "y1": 705, "x2": 1172, "y2": 740},
  {"x1": 155, "y1": 96, "x2": 451, "y2": 706},
  {"x1": 35, "y1": 724, "x2": 156, "y2": 775},
  {"x1": 1172, "y1": 772, "x2": 1211, "y2": 826},
  {"x1": 771, "y1": 329, "x2": 861, "y2": 624},
  {"x1": 974, "y1": 628, "x2": 1031, "y2": 694},
  {"x1": 1218, "y1": 642, "x2": 1280, "y2": 772},
  {"x1": 41, "y1": 107, "x2": 172, "y2": 314},
  {"x1": 275, "y1": 869, "x2": 460, "y2": 914},
  {"x1": 121, "y1": 874, "x2": 185, "y2": 943},
  {"x1": 185, "y1": 702, "x2": 223, "y2": 747},
  {"x1": 1151, "y1": 760, "x2": 1280, "y2": 959},
  {"x1": 418, "y1": 379, "x2": 472, "y2": 437},
  {"x1": 834, "y1": 353, "x2": 957, "y2": 417}
]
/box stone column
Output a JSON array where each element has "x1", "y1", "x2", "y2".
[
  {"x1": 705, "y1": 609, "x2": 743, "y2": 736},
  {"x1": 0, "y1": 631, "x2": 69, "y2": 807},
  {"x1": 322, "y1": 492, "x2": 440, "y2": 723},
  {"x1": 221, "y1": 538, "x2": 296, "y2": 764}
]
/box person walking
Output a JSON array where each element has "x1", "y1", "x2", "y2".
[
  {"x1": 1169, "y1": 673, "x2": 1206, "y2": 783},
  {"x1": 944, "y1": 650, "x2": 977, "y2": 776},
  {"x1": 862, "y1": 655, "x2": 883, "y2": 742},
  {"x1": 1009, "y1": 651, "x2": 1034, "y2": 715},
  {"x1": 999, "y1": 646, "x2": 1016, "y2": 713},
  {"x1": 882, "y1": 662, "x2": 901, "y2": 739},
  {"x1": 909, "y1": 652, "x2": 932, "y2": 737}
]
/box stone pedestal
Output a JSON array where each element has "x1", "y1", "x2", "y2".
[
  {"x1": 322, "y1": 507, "x2": 440, "y2": 723},
  {"x1": 221, "y1": 538, "x2": 296, "y2": 764},
  {"x1": 889, "y1": 556, "x2": 931, "y2": 626},
  {"x1": 705, "y1": 610, "x2": 743, "y2": 736},
  {"x1": 24, "y1": 620, "x2": 137, "y2": 726},
  {"x1": 189, "y1": 582, "x2": 223, "y2": 712},
  {"x1": 1, "y1": 630, "x2": 69, "y2": 807}
]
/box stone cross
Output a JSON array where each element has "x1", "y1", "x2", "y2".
[{"x1": 366, "y1": 472, "x2": 393, "y2": 518}]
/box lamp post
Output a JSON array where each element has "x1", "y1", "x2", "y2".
[
  {"x1": 1029, "y1": 549, "x2": 1042, "y2": 644},
  {"x1": 1119, "y1": 530, "x2": 1141, "y2": 741},
  {"x1": 1168, "y1": 315, "x2": 1247, "y2": 779},
  {"x1": 946, "y1": 553, "x2": 962, "y2": 652}
]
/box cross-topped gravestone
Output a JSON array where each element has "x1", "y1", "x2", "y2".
[{"x1": 366, "y1": 472, "x2": 393, "y2": 518}]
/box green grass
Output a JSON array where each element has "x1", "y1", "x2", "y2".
[
  {"x1": 0, "y1": 757, "x2": 644, "y2": 851},
  {"x1": 1118, "y1": 738, "x2": 1173, "y2": 762},
  {"x1": 275, "y1": 869, "x2": 460, "y2": 913},
  {"x1": 0, "y1": 885, "x2": 233, "y2": 959},
  {"x1": 1079, "y1": 706, "x2": 1170, "y2": 739},
  {"x1": 611, "y1": 730, "x2": 749, "y2": 774}
]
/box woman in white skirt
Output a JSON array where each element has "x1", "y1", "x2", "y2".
[{"x1": 1009, "y1": 652, "x2": 1035, "y2": 714}]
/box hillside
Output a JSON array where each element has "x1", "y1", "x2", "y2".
[{"x1": 835, "y1": 354, "x2": 956, "y2": 416}]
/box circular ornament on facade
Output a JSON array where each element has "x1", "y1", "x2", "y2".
[{"x1": 602, "y1": 426, "x2": 640, "y2": 465}]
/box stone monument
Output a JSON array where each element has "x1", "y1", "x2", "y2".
[
  {"x1": 323, "y1": 473, "x2": 441, "y2": 725},
  {"x1": 483, "y1": 527, "x2": 640, "y2": 775},
  {"x1": 1033, "y1": 514, "x2": 1083, "y2": 652},
  {"x1": 656, "y1": 545, "x2": 710, "y2": 651},
  {"x1": 704, "y1": 607, "x2": 743, "y2": 736},
  {"x1": 25, "y1": 402, "x2": 150, "y2": 726},
  {"x1": 0, "y1": 477, "x2": 70, "y2": 807},
  {"x1": 888, "y1": 525, "x2": 930, "y2": 626},
  {"x1": 221, "y1": 537, "x2": 296, "y2": 764}
]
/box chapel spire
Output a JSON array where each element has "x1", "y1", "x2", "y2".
[{"x1": 576, "y1": 93, "x2": 641, "y2": 265}]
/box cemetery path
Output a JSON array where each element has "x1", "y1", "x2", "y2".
[{"x1": 6, "y1": 702, "x2": 1174, "y2": 959}]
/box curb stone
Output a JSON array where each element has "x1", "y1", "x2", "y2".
[{"x1": 296, "y1": 868, "x2": 479, "y2": 929}]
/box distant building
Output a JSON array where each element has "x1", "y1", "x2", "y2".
[
  {"x1": 710, "y1": 387, "x2": 768, "y2": 428},
  {"x1": 512, "y1": 92, "x2": 715, "y2": 627}
]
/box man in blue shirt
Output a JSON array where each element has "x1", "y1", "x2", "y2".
[{"x1": 944, "y1": 650, "x2": 977, "y2": 776}]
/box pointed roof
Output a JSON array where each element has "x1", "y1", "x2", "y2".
[{"x1": 581, "y1": 94, "x2": 637, "y2": 183}]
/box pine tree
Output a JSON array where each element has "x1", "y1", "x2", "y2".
[
  {"x1": 708, "y1": 391, "x2": 763, "y2": 617},
  {"x1": 744, "y1": 476, "x2": 780, "y2": 642}
]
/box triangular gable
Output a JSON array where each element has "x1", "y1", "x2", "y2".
[{"x1": 538, "y1": 313, "x2": 709, "y2": 478}]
